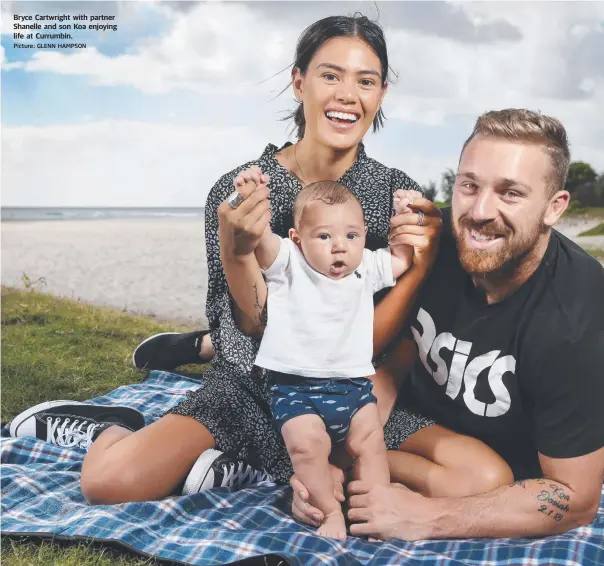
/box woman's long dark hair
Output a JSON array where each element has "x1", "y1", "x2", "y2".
[{"x1": 285, "y1": 14, "x2": 392, "y2": 140}]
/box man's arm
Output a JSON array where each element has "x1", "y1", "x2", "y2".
[
  {"x1": 373, "y1": 197, "x2": 442, "y2": 358},
  {"x1": 348, "y1": 447, "x2": 604, "y2": 540},
  {"x1": 429, "y1": 448, "x2": 603, "y2": 538}
]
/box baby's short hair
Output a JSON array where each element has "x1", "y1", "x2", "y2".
[{"x1": 293, "y1": 181, "x2": 363, "y2": 229}]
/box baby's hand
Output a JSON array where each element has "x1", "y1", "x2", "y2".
[
  {"x1": 233, "y1": 165, "x2": 270, "y2": 193},
  {"x1": 393, "y1": 188, "x2": 423, "y2": 215}
]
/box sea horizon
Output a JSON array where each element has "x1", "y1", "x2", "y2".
[{"x1": 1, "y1": 206, "x2": 205, "y2": 221}]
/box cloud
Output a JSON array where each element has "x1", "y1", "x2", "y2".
[
  {"x1": 1, "y1": 120, "x2": 268, "y2": 206},
  {"x1": 4, "y1": 2, "x2": 293, "y2": 95},
  {"x1": 164, "y1": 1, "x2": 522, "y2": 45},
  {"x1": 2, "y1": 0, "x2": 603, "y2": 208}
]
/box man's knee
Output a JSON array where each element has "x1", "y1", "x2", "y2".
[{"x1": 460, "y1": 458, "x2": 514, "y2": 495}]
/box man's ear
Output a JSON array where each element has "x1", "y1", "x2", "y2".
[{"x1": 544, "y1": 190, "x2": 570, "y2": 227}]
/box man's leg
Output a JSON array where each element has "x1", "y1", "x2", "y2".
[
  {"x1": 388, "y1": 423, "x2": 514, "y2": 497},
  {"x1": 132, "y1": 331, "x2": 214, "y2": 370}
]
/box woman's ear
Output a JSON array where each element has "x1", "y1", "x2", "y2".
[
  {"x1": 379, "y1": 82, "x2": 388, "y2": 109},
  {"x1": 292, "y1": 67, "x2": 303, "y2": 101}
]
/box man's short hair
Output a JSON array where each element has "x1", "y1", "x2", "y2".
[
  {"x1": 293, "y1": 181, "x2": 363, "y2": 228},
  {"x1": 462, "y1": 109, "x2": 570, "y2": 196}
]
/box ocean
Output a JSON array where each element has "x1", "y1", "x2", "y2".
[{"x1": 1, "y1": 207, "x2": 205, "y2": 221}]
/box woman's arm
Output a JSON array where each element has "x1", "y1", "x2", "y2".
[
  {"x1": 218, "y1": 167, "x2": 273, "y2": 338},
  {"x1": 373, "y1": 197, "x2": 442, "y2": 357}
]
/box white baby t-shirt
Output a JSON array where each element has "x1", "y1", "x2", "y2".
[{"x1": 254, "y1": 238, "x2": 396, "y2": 378}]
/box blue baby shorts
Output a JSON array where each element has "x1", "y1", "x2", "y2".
[{"x1": 267, "y1": 372, "x2": 377, "y2": 444}]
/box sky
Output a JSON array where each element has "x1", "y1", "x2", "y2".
[{"x1": 1, "y1": 0, "x2": 603, "y2": 207}]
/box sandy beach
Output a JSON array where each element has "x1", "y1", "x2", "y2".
[
  {"x1": 2, "y1": 216, "x2": 602, "y2": 328},
  {"x1": 1, "y1": 218, "x2": 209, "y2": 328}
]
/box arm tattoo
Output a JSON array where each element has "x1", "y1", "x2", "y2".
[
  {"x1": 535, "y1": 482, "x2": 570, "y2": 522},
  {"x1": 510, "y1": 480, "x2": 526, "y2": 488},
  {"x1": 252, "y1": 283, "x2": 267, "y2": 329}
]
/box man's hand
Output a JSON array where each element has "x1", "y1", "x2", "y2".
[
  {"x1": 347, "y1": 481, "x2": 436, "y2": 541},
  {"x1": 389, "y1": 194, "x2": 442, "y2": 274},
  {"x1": 290, "y1": 465, "x2": 345, "y2": 527}
]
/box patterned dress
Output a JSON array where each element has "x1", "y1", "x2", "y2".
[{"x1": 166, "y1": 142, "x2": 435, "y2": 483}]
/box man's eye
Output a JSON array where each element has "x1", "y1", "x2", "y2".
[
  {"x1": 323, "y1": 73, "x2": 338, "y2": 81},
  {"x1": 503, "y1": 190, "x2": 521, "y2": 199}
]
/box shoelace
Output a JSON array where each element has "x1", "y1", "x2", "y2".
[
  {"x1": 47, "y1": 417, "x2": 100, "y2": 449},
  {"x1": 220, "y1": 461, "x2": 274, "y2": 489}
]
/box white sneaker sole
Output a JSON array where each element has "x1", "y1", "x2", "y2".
[
  {"x1": 182, "y1": 448, "x2": 223, "y2": 495},
  {"x1": 9, "y1": 400, "x2": 86, "y2": 437},
  {"x1": 132, "y1": 332, "x2": 180, "y2": 370}
]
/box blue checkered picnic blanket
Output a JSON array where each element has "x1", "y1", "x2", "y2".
[{"x1": 2, "y1": 371, "x2": 603, "y2": 565}]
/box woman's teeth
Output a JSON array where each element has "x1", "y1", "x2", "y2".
[{"x1": 326, "y1": 111, "x2": 358, "y2": 122}]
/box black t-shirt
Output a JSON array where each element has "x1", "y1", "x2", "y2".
[{"x1": 399, "y1": 208, "x2": 604, "y2": 479}]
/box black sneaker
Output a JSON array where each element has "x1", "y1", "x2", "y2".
[
  {"x1": 9, "y1": 401, "x2": 146, "y2": 449},
  {"x1": 132, "y1": 330, "x2": 209, "y2": 371},
  {"x1": 182, "y1": 449, "x2": 275, "y2": 494}
]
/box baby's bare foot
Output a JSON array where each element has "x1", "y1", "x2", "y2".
[{"x1": 317, "y1": 510, "x2": 347, "y2": 540}]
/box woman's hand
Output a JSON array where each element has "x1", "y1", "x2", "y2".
[
  {"x1": 218, "y1": 166, "x2": 271, "y2": 258},
  {"x1": 389, "y1": 192, "x2": 442, "y2": 274}
]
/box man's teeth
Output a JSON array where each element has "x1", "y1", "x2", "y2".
[
  {"x1": 326, "y1": 111, "x2": 358, "y2": 122},
  {"x1": 471, "y1": 229, "x2": 499, "y2": 242}
]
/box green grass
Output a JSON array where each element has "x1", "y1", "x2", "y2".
[
  {"x1": 1, "y1": 538, "x2": 163, "y2": 566},
  {"x1": 578, "y1": 222, "x2": 604, "y2": 237},
  {"x1": 1, "y1": 286, "x2": 200, "y2": 564}
]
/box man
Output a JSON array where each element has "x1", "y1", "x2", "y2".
[{"x1": 295, "y1": 108, "x2": 604, "y2": 540}]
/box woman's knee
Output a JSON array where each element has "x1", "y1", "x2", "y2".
[{"x1": 81, "y1": 459, "x2": 131, "y2": 505}]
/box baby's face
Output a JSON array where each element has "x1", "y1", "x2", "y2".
[{"x1": 290, "y1": 199, "x2": 366, "y2": 280}]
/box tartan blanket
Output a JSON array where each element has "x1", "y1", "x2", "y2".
[{"x1": 2, "y1": 370, "x2": 603, "y2": 566}]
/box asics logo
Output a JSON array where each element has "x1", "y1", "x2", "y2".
[{"x1": 411, "y1": 308, "x2": 515, "y2": 417}]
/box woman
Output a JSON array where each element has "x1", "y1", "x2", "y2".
[{"x1": 10, "y1": 14, "x2": 510, "y2": 508}]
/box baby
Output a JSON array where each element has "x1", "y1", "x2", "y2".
[{"x1": 239, "y1": 171, "x2": 417, "y2": 539}]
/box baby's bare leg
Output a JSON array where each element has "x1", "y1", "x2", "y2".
[
  {"x1": 346, "y1": 403, "x2": 390, "y2": 486},
  {"x1": 281, "y1": 414, "x2": 346, "y2": 540}
]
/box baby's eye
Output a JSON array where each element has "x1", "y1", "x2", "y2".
[
  {"x1": 318, "y1": 234, "x2": 330, "y2": 241},
  {"x1": 347, "y1": 233, "x2": 359, "y2": 240}
]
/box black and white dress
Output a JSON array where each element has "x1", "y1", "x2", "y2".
[{"x1": 166, "y1": 142, "x2": 435, "y2": 483}]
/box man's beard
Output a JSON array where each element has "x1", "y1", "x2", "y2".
[{"x1": 452, "y1": 214, "x2": 547, "y2": 276}]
